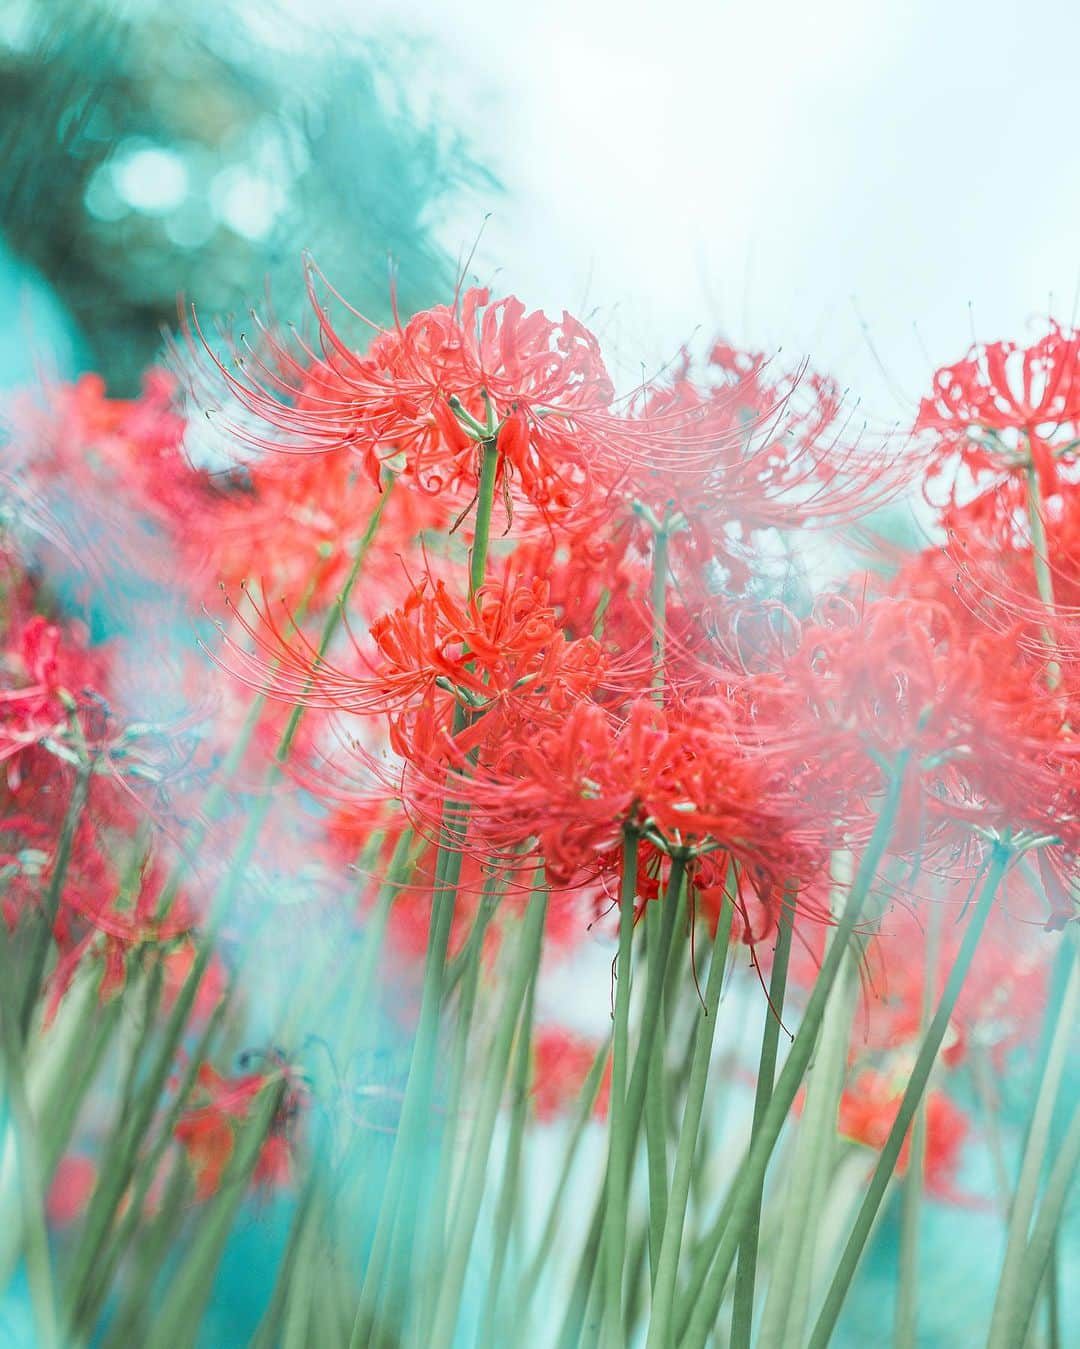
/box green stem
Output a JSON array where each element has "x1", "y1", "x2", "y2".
[
  {"x1": 645, "y1": 877, "x2": 735, "y2": 1349},
  {"x1": 729, "y1": 889, "x2": 794, "y2": 1349},
  {"x1": 143, "y1": 1079, "x2": 286, "y2": 1349},
  {"x1": 623, "y1": 856, "x2": 686, "y2": 1173},
  {"x1": 673, "y1": 1168, "x2": 741, "y2": 1345},
  {"x1": 280, "y1": 1192, "x2": 322, "y2": 1349},
  {"x1": 517, "y1": 1038, "x2": 611, "y2": 1322},
  {"x1": 1046, "y1": 1233, "x2": 1062, "y2": 1349},
  {"x1": 410, "y1": 870, "x2": 505, "y2": 1348},
  {"x1": 556, "y1": 1186, "x2": 606, "y2": 1349},
  {"x1": 986, "y1": 929, "x2": 1079, "y2": 1348},
  {"x1": 651, "y1": 527, "x2": 670, "y2": 701},
  {"x1": 478, "y1": 925, "x2": 540, "y2": 1348},
  {"x1": 248, "y1": 1175, "x2": 320, "y2": 1349},
  {"x1": 427, "y1": 887, "x2": 548, "y2": 1349},
  {"x1": 755, "y1": 853, "x2": 861, "y2": 1349},
  {"x1": 20, "y1": 767, "x2": 88, "y2": 1040},
  {"x1": 624, "y1": 1214, "x2": 651, "y2": 1339},
  {"x1": 72, "y1": 510, "x2": 388, "y2": 1317},
  {"x1": 69, "y1": 983, "x2": 234, "y2": 1334},
  {"x1": 644, "y1": 899, "x2": 670, "y2": 1280},
  {"x1": 351, "y1": 445, "x2": 500, "y2": 1344},
  {"x1": 602, "y1": 830, "x2": 640, "y2": 1349},
  {"x1": 1024, "y1": 458, "x2": 1061, "y2": 688},
  {"x1": 99, "y1": 1157, "x2": 193, "y2": 1349},
  {"x1": 0, "y1": 997, "x2": 58, "y2": 1348},
  {"x1": 807, "y1": 842, "x2": 1010, "y2": 1349},
  {"x1": 894, "y1": 897, "x2": 942, "y2": 1349},
  {"x1": 471, "y1": 439, "x2": 500, "y2": 599},
  {"x1": 996, "y1": 1098, "x2": 1080, "y2": 1349},
  {"x1": 679, "y1": 767, "x2": 907, "y2": 1349}
]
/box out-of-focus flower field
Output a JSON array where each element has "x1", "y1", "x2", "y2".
[{"x1": 0, "y1": 3, "x2": 1077, "y2": 1347}]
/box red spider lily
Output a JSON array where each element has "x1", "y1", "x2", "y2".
[
  {"x1": 531, "y1": 1027, "x2": 611, "y2": 1121},
  {"x1": 916, "y1": 322, "x2": 1080, "y2": 500},
  {"x1": 4, "y1": 371, "x2": 199, "y2": 599},
  {"x1": 187, "y1": 264, "x2": 623, "y2": 529},
  {"x1": 888, "y1": 533, "x2": 1080, "y2": 861},
  {"x1": 7, "y1": 371, "x2": 185, "y2": 506},
  {"x1": 0, "y1": 599, "x2": 204, "y2": 830},
  {"x1": 41, "y1": 849, "x2": 202, "y2": 1023},
  {"x1": 782, "y1": 596, "x2": 977, "y2": 767},
  {"x1": 0, "y1": 614, "x2": 110, "y2": 786},
  {"x1": 400, "y1": 690, "x2": 834, "y2": 900},
  {"x1": 216, "y1": 573, "x2": 609, "y2": 767},
  {"x1": 773, "y1": 593, "x2": 1065, "y2": 850},
  {"x1": 836, "y1": 1070, "x2": 971, "y2": 1200},
  {"x1": 189, "y1": 450, "x2": 450, "y2": 613},
  {"x1": 863, "y1": 886, "x2": 1053, "y2": 1066},
  {"x1": 897, "y1": 481, "x2": 1080, "y2": 682},
  {"x1": 614, "y1": 343, "x2": 906, "y2": 572},
  {"x1": 174, "y1": 1061, "x2": 305, "y2": 1200}
]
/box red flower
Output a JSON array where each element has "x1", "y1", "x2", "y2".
[
  {"x1": 837, "y1": 1070, "x2": 970, "y2": 1200},
  {"x1": 191, "y1": 265, "x2": 622, "y2": 528},
  {"x1": 531, "y1": 1027, "x2": 610, "y2": 1121},
  {"x1": 916, "y1": 322, "x2": 1080, "y2": 498},
  {"x1": 174, "y1": 1061, "x2": 304, "y2": 1200},
  {"x1": 607, "y1": 343, "x2": 906, "y2": 602}
]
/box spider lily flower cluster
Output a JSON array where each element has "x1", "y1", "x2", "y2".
[{"x1": 0, "y1": 274, "x2": 1076, "y2": 1349}]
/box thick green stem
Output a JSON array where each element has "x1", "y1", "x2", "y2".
[
  {"x1": 624, "y1": 857, "x2": 686, "y2": 1165},
  {"x1": 807, "y1": 843, "x2": 1010, "y2": 1349},
  {"x1": 645, "y1": 878, "x2": 735, "y2": 1349},
  {"x1": 605, "y1": 848, "x2": 686, "y2": 1345},
  {"x1": 471, "y1": 439, "x2": 500, "y2": 600},
  {"x1": 729, "y1": 889, "x2": 794, "y2": 1349}
]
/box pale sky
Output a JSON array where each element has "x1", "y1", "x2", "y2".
[{"x1": 342, "y1": 0, "x2": 1080, "y2": 430}]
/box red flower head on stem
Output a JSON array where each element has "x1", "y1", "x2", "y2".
[
  {"x1": 174, "y1": 1058, "x2": 306, "y2": 1200},
  {"x1": 187, "y1": 261, "x2": 623, "y2": 532},
  {"x1": 916, "y1": 321, "x2": 1080, "y2": 501}
]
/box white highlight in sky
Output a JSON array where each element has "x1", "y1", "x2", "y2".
[{"x1": 342, "y1": 0, "x2": 1080, "y2": 428}]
